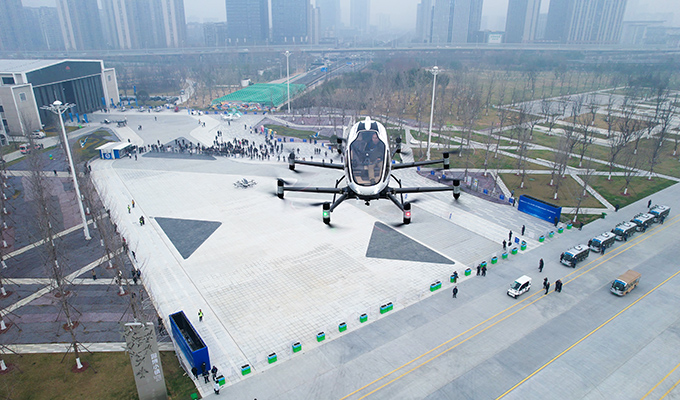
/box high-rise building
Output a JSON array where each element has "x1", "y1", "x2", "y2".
[
  {"x1": 56, "y1": 0, "x2": 105, "y2": 51},
  {"x1": 0, "y1": 0, "x2": 30, "y2": 51},
  {"x1": 31, "y1": 7, "x2": 66, "y2": 51},
  {"x1": 317, "y1": 0, "x2": 341, "y2": 37},
  {"x1": 157, "y1": 0, "x2": 187, "y2": 48},
  {"x1": 100, "y1": 0, "x2": 186, "y2": 49},
  {"x1": 419, "y1": 0, "x2": 483, "y2": 44},
  {"x1": 350, "y1": 0, "x2": 370, "y2": 33},
  {"x1": 415, "y1": 0, "x2": 434, "y2": 43},
  {"x1": 505, "y1": 0, "x2": 542, "y2": 43},
  {"x1": 545, "y1": 0, "x2": 628, "y2": 44},
  {"x1": 226, "y1": 0, "x2": 269, "y2": 44},
  {"x1": 271, "y1": 0, "x2": 309, "y2": 44}
]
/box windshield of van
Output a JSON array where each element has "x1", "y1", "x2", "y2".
[
  {"x1": 612, "y1": 280, "x2": 626, "y2": 291},
  {"x1": 563, "y1": 253, "x2": 574, "y2": 261},
  {"x1": 511, "y1": 281, "x2": 521, "y2": 290}
]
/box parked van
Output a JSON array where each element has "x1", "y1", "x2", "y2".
[
  {"x1": 631, "y1": 213, "x2": 655, "y2": 232},
  {"x1": 560, "y1": 244, "x2": 589, "y2": 268},
  {"x1": 19, "y1": 143, "x2": 30, "y2": 154},
  {"x1": 508, "y1": 275, "x2": 532, "y2": 298},
  {"x1": 610, "y1": 270, "x2": 641, "y2": 296},
  {"x1": 612, "y1": 221, "x2": 637, "y2": 241},
  {"x1": 649, "y1": 205, "x2": 670, "y2": 222},
  {"x1": 588, "y1": 232, "x2": 616, "y2": 252}
]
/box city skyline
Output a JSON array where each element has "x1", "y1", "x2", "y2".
[{"x1": 20, "y1": 0, "x2": 680, "y2": 30}]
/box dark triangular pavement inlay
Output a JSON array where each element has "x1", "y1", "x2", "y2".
[
  {"x1": 155, "y1": 217, "x2": 222, "y2": 259},
  {"x1": 366, "y1": 222, "x2": 455, "y2": 264}
]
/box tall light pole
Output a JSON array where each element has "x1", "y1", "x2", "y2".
[
  {"x1": 426, "y1": 66, "x2": 440, "y2": 161},
  {"x1": 41, "y1": 101, "x2": 91, "y2": 240},
  {"x1": 285, "y1": 50, "x2": 291, "y2": 113}
]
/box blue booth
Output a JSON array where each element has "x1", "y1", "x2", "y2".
[
  {"x1": 169, "y1": 311, "x2": 210, "y2": 371},
  {"x1": 517, "y1": 195, "x2": 561, "y2": 224}
]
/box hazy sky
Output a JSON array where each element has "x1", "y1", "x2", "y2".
[{"x1": 22, "y1": 0, "x2": 680, "y2": 30}]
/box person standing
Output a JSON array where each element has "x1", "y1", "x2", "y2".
[
  {"x1": 452, "y1": 271, "x2": 458, "y2": 283},
  {"x1": 481, "y1": 265, "x2": 487, "y2": 276},
  {"x1": 647, "y1": 199, "x2": 652, "y2": 208},
  {"x1": 198, "y1": 309, "x2": 204, "y2": 322},
  {"x1": 543, "y1": 278, "x2": 550, "y2": 295},
  {"x1": 509, "y1": 231, "x2": 513, "y2": 242},
  {"x1": 132, "y1": 199, "x2": 135, "y2": 208},
  {"x1": 521, "y1": 225, "x2": 526, "y2": 236},
  {"x1": 211, "y1": 365, "x2": 218, "y2": 381},
  {"x1": 452, "y1": 286, "x2": 458, "y2": 298},
  {"x1": 476, "y1": 264, "x2": 481, "y2": 276},
  {"x1": 601, "y1": 245, "x2": 606, "y2": 255},
  {"x1": 191, "y1": 366, "x2": 198, "y2": 380},
  {"x1": 503, "y1": 240, "x2": 507, "y2": 251},
  {"x1": 539, "y1": 258, "x2": 544, "y2": 273},
  {"x1": 555, "y1": 279, "x2": 563, "y2": 293}
]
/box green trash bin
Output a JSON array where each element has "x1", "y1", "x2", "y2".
[
  {"x1": 520, "y1": 241, "x2": 527, "y2": 251},
  {"x1": 601, "y1": 212, "x2": 607, "y2": 219},
  {"x1": 491, "y1": 256, "x2": 498, "y2": 264},
  {"x1": 549, "y1": 231, "x2": 555, "y2": 238},
  {"x1": 465, "y1": 268, "x2": 472, "y2": 276},
  {"x1": 511, "y1": 247, "x2": 518, "y2": 255},
  {"x1": 502, "y1": 252, "x2": 508, "y2": 259},
  {"x1": 558, "y1": 227, "x2": 564, "y2": 234},
  {"x1": 567, "y1": 223, "x2": 572, "y2": 230},
  {"x1": 539, "y1": 235, "x2": 545, "y2": 242}
]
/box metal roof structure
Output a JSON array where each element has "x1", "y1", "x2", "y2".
[{"x1": 211, "y1": 83, "x2": 305, "y2": 107}]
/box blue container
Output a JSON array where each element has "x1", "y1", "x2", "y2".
[{"x1": 169, "y1": 311, "x2": 210, "y2": 372}]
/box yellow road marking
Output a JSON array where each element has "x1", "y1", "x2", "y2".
[
  {"x1": 340, "y1": 215, "x2": 679, "y2": 400},
  {"x1": 641, "y1": 360, "x2": 680, "y2": 399},
  {"x1": 496, "y1": 269, "x2": 680, "y2": 399}
]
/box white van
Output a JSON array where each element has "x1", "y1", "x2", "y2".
[
  {"x1": 508, "y1": 275, "x2": 532, "y2": 298},
  {"x1": 31, "y1": 130, "x2": 46, "y2": 139},
  {"x1": 560, "y1": 244, "x2": 590, "y2": 268},
  {"x1": 588, "y1": 232, "x2": 616, "y2": 252},
  {"x1": 649, "y1": 205, "x2": 670, "y2": 222},
  {"x1": 631, "y1": 213, "x2": 655, "y2": 231},
  {"x1": 612, "y1": 221, "x2": 637, "y2": 241}
]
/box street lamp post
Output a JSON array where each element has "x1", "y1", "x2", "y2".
[
  {"x1": 426, "y1": 66, "x2": 440, "y2": 161},
  {"x1": 285, "y1": 51, "x2": 291, "y2": 114},
  {"x1": 41, "y1": 101, "x2": 91, "y2": 240}
]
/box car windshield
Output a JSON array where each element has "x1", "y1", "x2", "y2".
[
  {"x1": 350, "y1": 130, "x2": 386, "y2": 186},
  {"x1": 511, "y1": 281, "x2": 522, "y2": 290},
  {"x1": 563, "y1": 253, "x2": 574, "y2": 261},
  {"x1": 612, "y1": 280, "x2": 626, "y2": 291}
]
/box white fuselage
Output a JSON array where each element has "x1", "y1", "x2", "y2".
[{"x1": 343, "y1": 118, "x2": 391, "y2": 197}]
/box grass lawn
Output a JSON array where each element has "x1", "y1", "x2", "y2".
[
  {"x1": 425, "y1": 149, "x2": 549, "y2": 171},
  {"x1": 263, "y1": 124, "x2": 323, "y2": 140},
  {"x1": 0, "y1": 351, "x2": 197, "y2": 400},
  {"x1": 500, "y1": 173, "x2": 604, "y2": 209},
  {"x1": 73, "y1": 130, "x2": 115, "y2": 161},
  {"x1": 588, "y1": 176, "x2": 677, "y2": 209}
]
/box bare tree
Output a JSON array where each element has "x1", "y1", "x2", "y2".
[
  {"x1": 647, "y1": 95, "x2": 675, "y2": 179},
  {"x1": 607, "y1": 96, "x2": 640, "y2": 180}
]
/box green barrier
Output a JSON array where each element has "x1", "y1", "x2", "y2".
[
  {"x1": 450, "y1": 274, "x2": 456, "y2": 283},
  {"x1": 502, "y1": 252, "x2": 508, "y2": 259},
  {"x1": 567, "y1": 223, "x2": 572, "y2": 230},
  {"x1": 521, "y1": 241, "x2": 527, "y2": 251},
  {"x1": 292, "y1": 342, "x2": 302, "y2": 353},
  {"x1": 511, "y1": 247, "x2": 518, "y2": 255},
  {"x1": 549, "y1": 231, "x2": 555, "y2": 238},
  {"x1": 317, "y1": 332, "x2": 325, "y2": 342},
  {"x1": 359, "y1": 313, "x2": 368, "y2": 323},
  {"x1": 558, "y1": 227, "x2": 564, "y2": 234},
  {"x1": 268, "y1": 353, "x2": 277, "y2": 364},
  {"x1": 539, "y1": 235, "x2": 545, "y2": 242},
  {"x1": 465, "y1": 268, "x2": 472, "y2": 276},
  {"x1": 491, "y1": 256, "x2": 498, "y2": 264},
  {"x1": 338, "y1": 322, "x2": 347, "y2": 332},
  {"x1": 380, "y1": 303, "x2": 393, "y2": 314},
  {"x1": 241, "y1": 364, "x2": 251, "y2": 375}
]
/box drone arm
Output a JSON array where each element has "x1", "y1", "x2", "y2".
[
  {"x1": 293, "y1": 160, "x2": 345, "y2": 170},
  {"x1": 386, "y1": 192, "x2": 405, "y2": 211},
  {"x1": 281, "y1": 186, "x2": 346, "y2": 194},
  {"x1": 328, "y1": 193, "x2": 349, "y2": 212},
  {"x1": 391, "y1": 152, "x2": 452, "y2": 170},
  {"x1": 392, "y1": 186, "x2": 454, "y2": 194}
]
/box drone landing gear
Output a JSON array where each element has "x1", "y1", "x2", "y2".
[{"x1": 403, "y1": 202, "x2": 411, "y2": 225}]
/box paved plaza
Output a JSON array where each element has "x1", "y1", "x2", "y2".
[{"x1": 3, "y1": 108, "x2": 680, "y2": 399}]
